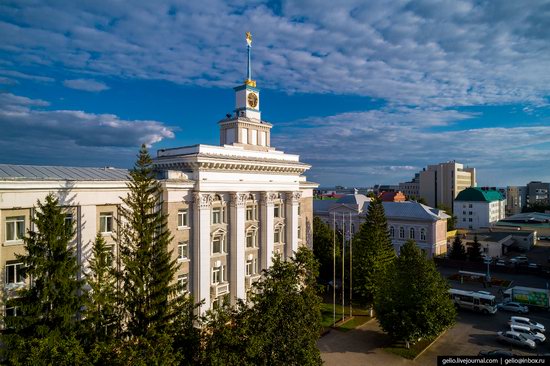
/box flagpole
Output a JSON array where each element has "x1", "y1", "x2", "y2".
[
  {"x1": 349, "y1": 211, "x2": 353, "y2": 318},
  {"x1": 333, "y1": 212, "x2": 336, "y2": 326},
  {"x1": 342, "y1": 211, "x2": 345, "y2": 322}
]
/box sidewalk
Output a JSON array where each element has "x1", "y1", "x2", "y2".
[{"x1": 318, "y1": 318, "x2": 412, "y2": 366}]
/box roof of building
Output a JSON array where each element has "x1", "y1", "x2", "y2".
[
  {"x1": 0, "y1": 164, "x2": 129, "y2": 181},
  {"x1": 336, "y1": 193, "x2": 371, "y2": 208},
  {"x1": 501, "y1": 212, "x2": 550, "y2": 224},
  {"x1": 378, "y1": 191, "x2": 406, "y2": 202},
  {"x1": 381, "y1": 201, "x2": 451, "y2": 222},
  {"x1": 455, "y1": 187, "x2": 504, "y2": 202}
]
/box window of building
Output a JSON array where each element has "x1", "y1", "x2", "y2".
[
  {"x1": 211, "y1": 265, "x2": 226, "y2": 284},
  {"x1": 64, "y1": 213, "x2": 74, "y2": 235},
  {"x1": 178, "y1": 209, "x2": 189, "y2": 228},
  {"x1": 468, "y1": 211, "x2": 472, "y2": 215},
  {"x1": 246, "y1": 258, "x2": 257, "y2": 276},
  {"x1": 178, "y1": 274, "x2": 189, "y2": 294},
  {"x1": 178, "y1": 241, "x2": 188, "y2": 260},
  {"x1": 106, "y1": 245, "x2": 115, "y2": 266},
  {"x1": 274, "y1": 203, "x2": 283, "y2": 218},
  {"x1": 274, "y1": 227, "x2": 282, "y2": 243},
  {"x1": 212, "y1": 208, "x2": 222, "y2": 224},
  {"x1": 212, "y1": 234, "x2": 226, "y2": 254},
  {"x1": 99, "y1": 212, "x2": 113, "y2": 234},
  {"x1": 468, "y1": 218, "x2": 473, "y2": 222},
  {"x1": 390, "y1": 226, "x2": 395, "y2": 237},
  {"x1": 246, "y1": 229, "x2": 257, "y2": 248},
  {"x1": 420, "y1": 228, "x2": 426, "y2": 241},
  {"x1": 242, "y1": 128, "x2": 248, "y2": 144},
  {"x1": 5, "y1": 307, "x2": 18, "y2": 317},
  {"x1": 468, "y1": 204, "x2": 473, "y2": 208},
  {"x1": 5, "y1": 216, "x2": 25, "y2": 242},
  {"x1": 5, "y1": 263, "x2": 26, "y2": 284},
  {"x1": 298, "y1": 225, "x2": 302, "y2": 239},
  {"x1": 399, "y1": 227, "x2": 405, "y2": 239},
  {"x1": 246, "y1": 206, "x2": 254, "y2": 221},
  {"x1": 463, "y1": 211, "x2": 466, "y2": 215},
  {"x1": 409, "y1": 228, "x2": 415, "y2": 239},
  {"x1": 297, "y1": 203, "x2": 301, "y2": 216}
]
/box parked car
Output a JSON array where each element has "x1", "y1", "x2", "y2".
[
  {"x1": 510, "y1": 324, "x2": 546, "y2": 343},
  {"x1": 498, "y1": 302, "x2": 529, "y2": 314},
  {"x1": 497, "y1": 330, "x2": 536, "y2": 349},
  {"x1": 478, "y1": 349, "x2": 514, "y2": 357},
  {"x1": 496, "y1": 259, "x2": 507, "y2": 266},
  {"x1": 511, "y1": 256, "x2": 529, "y2": 265},
  {"x1": 528, "y1": 263, "x2": 539, "y2": 269},
  {"x1": 509, "y1": 316, "x2": 546, "y2": 333}
]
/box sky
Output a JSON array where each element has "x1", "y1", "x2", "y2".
[{"x1": 1, "y1": 0, "x2": 550, "y2": 187}]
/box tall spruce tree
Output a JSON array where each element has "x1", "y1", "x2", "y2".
[
  {"x1": 468, "y1": 234, "x2": 483, "y2": 262},
  {"x1": 117, "y1": 145, "x2": 180, "y2": 343},
  {"x1": 352, "y1": 197, "x2": 395, "y2": 306},
  {"x1": 375, "y1": 239, "x2": 456, "y2": 348},
  {"x1": 84, "y1": 233, "x2": 119, "y2": 345},
  {"x1": 449, "y1": 234, "x2": 467, "y2": 260},
  {"x1": 1, "y1": 193, "x2": 87, "y2": 364}
]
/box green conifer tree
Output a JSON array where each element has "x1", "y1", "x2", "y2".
[
  {"x1": 449, "y1": 234, "x2": 467, "y2": 260},
  {"x1": 84, "y1": 233, "x2": 119, "y2": 344},
  {"x1": 467, "y1": 234, "x2": 483, "y2": 261},
  {"x1": 352, "y1": 197, "x2": 396, "y2": 306},
  {"x1": 1, "y1": 193, "x2": 87, "y2": 363},
  {"x1": 117, "y1": 145, "x2": 180, "y2": 344},
  {"x1": 312, "y1": 216, "x2": 341, "y2": 281},
  {"x1": 375, "y1": 239, "x2": 456, "y2": 348}
]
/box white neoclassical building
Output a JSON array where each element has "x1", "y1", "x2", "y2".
[{"x1": 0, "y1": 34, "x2": 317, "y2": 315}]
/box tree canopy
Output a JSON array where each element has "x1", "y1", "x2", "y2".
[{"x1": 375, "y1": 239, "x2": 456, "y2": 348}]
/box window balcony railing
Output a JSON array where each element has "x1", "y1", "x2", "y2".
[{"x1": 211, "y1": 282, "x2": 230, "y2": 298}]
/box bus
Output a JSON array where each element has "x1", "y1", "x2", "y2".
[{"x1": 449, "y1": 289, "x2": 498, "y2": 314}]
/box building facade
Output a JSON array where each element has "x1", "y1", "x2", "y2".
[
  {"x1": 400, "y1": 161, "x2": 476, "y2": 209},
  {"x1": 453, "y1": 187, "x2": 506, "y2": 230},
  {"x1": 526, "y1": 181, "x2": 550, "y2": 207},
  {"x1": 0, "y1": 35, "x2": 317, "y2": 314},
  {"x1": 506, "y1": 186, "x2": 527, "y2": 216},
  {"x1": 313, "y1": 194, "x2": 449, "y2": 257}
]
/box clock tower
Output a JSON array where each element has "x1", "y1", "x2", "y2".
[{"x1": 219, "y1": 32, "x2": 273, "y2": 151}]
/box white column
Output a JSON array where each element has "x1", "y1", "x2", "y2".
[
  {"x1": 229, "y1": 192, "x2": 247, "y2": 303},
  {"x1": 285, "y1": 191, "x2": 301, "y2": 259},
  {"x1": 80, "y1": 205, "x2": 97, "y2": 275},
  {"x1": 193, "y1": 192, "x2": 213, "y2": 314},
  {"x1": 260, "y1": 192, "x2": 276, "y2": 269}
]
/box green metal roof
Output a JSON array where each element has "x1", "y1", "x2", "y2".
[{"x1": 455, "y1": 187, "x2": 504, "y2": 202}]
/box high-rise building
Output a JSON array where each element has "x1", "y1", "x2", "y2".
[
  {"x1": 526, "y1": 181, "x2": 550, "y2": 207},
  {"x1": 0, "y1": 33, "x2": 317, "y2": 315},
  {"x1": 400, "y1": 161, "x2": 476, "y2": 209},
  {"x1": 506, "y1": 186, "x2": 527, "y2": 216}
]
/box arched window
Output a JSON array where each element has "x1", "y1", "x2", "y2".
[
  {"x1": 420, "y1": 228, "x2": 426, "y2": 241},
  {"x1": 399, "y1": 227, "x2": 405, "y2": 239},
  {"x1": 390, "y1": 226, "x2": 395, "y2": 237},
  {"x1": 409, "y1": 228, "x2": 415, "y2": 239}
]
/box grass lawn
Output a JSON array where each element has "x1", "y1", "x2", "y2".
[
  {"x1": 320, "y1": 302, "x2": 372, "y2": 331},
  {"x1": 384, "y1": 336, "x2": 437, "y2": 360}
]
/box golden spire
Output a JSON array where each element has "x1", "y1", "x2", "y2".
[{"x1": 245, "y1": 31, "x2": 256, "y2": 87}]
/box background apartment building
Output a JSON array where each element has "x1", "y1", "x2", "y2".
[
  {"x1": 506, "y1": 186, "x2": 527, "y2": 216},
  {"x1": 400, "y1": 161, "x2": 476, "y2": 210},
  {"x1": 453, "y1": 187, "x2": 506, "y2": 230}
]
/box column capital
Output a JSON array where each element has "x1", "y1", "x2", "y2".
[
  {"x1": 261, "y1": 191, "x2": 278, "y2": 205},
  {"x1": 285, "y1": 191, "x2": 302, "y2": 203},
  {"x1": 193, "y1": 192, "x2": 213, "y2": 209},
  {"x1": 230, "y1": 192, "x2": 248, "y2": 208}
]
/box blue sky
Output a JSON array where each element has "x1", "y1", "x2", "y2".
[{"x1": 1, "y1": 1, "x2": 550, "y2": 187}]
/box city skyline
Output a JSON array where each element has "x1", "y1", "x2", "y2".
[{"x1": 1, "y1": 1, "x2": 550, "y2": 187}]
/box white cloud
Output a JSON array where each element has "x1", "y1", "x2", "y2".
[
  {"x1": 63, "y1": 78, "x2": 109, "y2": 92},
  {"x1": 0, "y1": 1, "x2": 549, "y2": 108},
  {"x1": 274, "y1": 107, "x2": 550, "y2": 187},
  {"x1": 0, "y1": 92, "x2": 175, "y2": 166}
]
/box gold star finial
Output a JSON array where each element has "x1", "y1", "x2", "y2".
[{"x1": 246, "y1": 31, "x2": 252, "y2": 46}]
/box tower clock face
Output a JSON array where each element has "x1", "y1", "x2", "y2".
[{"x1": 247, "y1": 92, "x2": 258, "y2": 108}]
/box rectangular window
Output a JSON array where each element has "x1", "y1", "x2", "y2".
[
  {"x1": 212, "y1": 266, "x2": 220, "y2": 284},
  {"x1": 178, "y1": 274, "x2": 189, "y2": 294},
  {"x1": 469, "y1": 218, "x2": 473, "y2": 222},
  {"x1": 5, "y1": 263, "x2": 26, "y2": 284},
  {"x1": 246, "y1": 259, "x2": 253, "y2": 276},
  {"x1": 260, "y1": 131, "x2": 266, "y2": 146},
  {"x1": 274, "y1": 203, "x2": 283, "y2": 218},
  {"x1": 99, "y1": 212, "x2": 113, "y2": 233},
  {"x1": 246, "y1": 231, "x2": 256, "y2": 248},
  {"x1": 178, "y1": 209, "x2": 188, "y2": 227},
  {"x1": 212, "y1": 208, "x2": 221, "y2": 224},
  {"x1": 274, "y1": 228, "x2": 281, "y2": 243},
  {"x1": 178, "y1": 241, "x2": 188, "y2": 260},
  {"x1": 5, "y1": 306, "x2": 18, "y2": 317},
  {"x1": 212, "y1": 235, "x2": 226, "y2": 254},
  {"x1": 6, "y1": 216, "x2": 25, "y2": 241},
  {"x1": 246, "y1": 207, "x2": 254, "y2": 221},
  {"x1": 64, "y1": 213, "x2": 74, "y2": 235},
  {"x1": 251, "y1": 130, "x2": 258, "y2": 145},
  {"x1": 242, "y1": 128, "x2": 248, "y2": 144},
  {"x1": 297, "y1": 203, "x2": 301, "y2": 216},
  {"x1": 469, "y1": 211, "x2": 472, "y2": 215},
  {"x1": 106, "y1": 245, "x2": 115, "y2": 266},
  {"x1": 298, "y1": 225, "x2": 302, "y2": 239},
  {"x1": 469, "y1": 204, "x2": 473, "y2": 208}
]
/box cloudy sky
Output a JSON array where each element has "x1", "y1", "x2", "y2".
[{"x1": 1, "y1": 0, "x2": 550, "y2": 187}]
